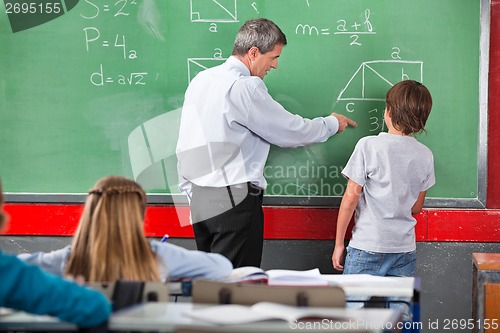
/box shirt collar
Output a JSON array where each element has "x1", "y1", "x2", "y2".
[{"x1": 227, "y1": 56, "x2": 251, "y2": 76}]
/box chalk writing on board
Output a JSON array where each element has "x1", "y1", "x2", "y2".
[
  {"x1": 251, "y1": 2, "x2": 259, "y2": 14},
  {"x1": 90, "y1": 64, "x2": 147, "y2": 86},
  {"x1": 190, "y1": 0, "x2": 238, "y2": 23},
  {"x1": 80, "y1": 0, "x2": 137, "y2": 19},
  {"x1": 295, "y1": 24, "x2": 329, "y2": 36},
  {"x1": 80, "y1": 0, "x2": 148, "y2": 86},
  {"x1": 187, "y1": 58, "x2": 226, "y2": 83},
  {"x1": 337, "y1": 60, "x2": 424, "y2": 101},
  {"x1": 295, "y1": 9, "x2": 375, "y2": 46},
  {"x1": 368, "y1": 108, "x2": 386, "y2": 133},
  {"x1": 83, "y1": 28, "x2": 138, "y2": 60},
  {"x1": 335, "y1": 9, "x2": 373, "y2": 34},
  {"x1": 337, "y1": 8, "x2": 374, "y2": 46}
]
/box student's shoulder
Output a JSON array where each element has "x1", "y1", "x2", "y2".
[
  {"x1": 354, "y1": 134, "x2": 379, "y2": 149},
  {"x1": 358, "y1": 134, "x2": 379, "y2": 142},
  {"x1": 412, "y1": 138, "x2": 434, "y2": 157}
]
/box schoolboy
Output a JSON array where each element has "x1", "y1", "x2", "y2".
[{"x1": 332, "y1": 80, "x2": 435, "y2": 320}]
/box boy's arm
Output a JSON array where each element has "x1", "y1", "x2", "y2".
[
  {"x1": 412, "y1": 191, "x2": 427, "y2": 214},
  {"x1": 332, "y1": 179, "x2": 362, "y2": 271}
]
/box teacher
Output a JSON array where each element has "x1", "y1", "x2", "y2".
[{"x1": 176, "y1": 18, "x2": 357, "y2": 268}]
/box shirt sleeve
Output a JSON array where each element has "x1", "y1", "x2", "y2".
[
  {"x1": 421, "y1": 153, "x2": 436, "y2": 191},
  {"x1": 17, "y1": 246, "x2": 70, "y2": 277},
  {"x1": 151, "y1": 240, "x2": 233, "y2": 281},
  {"x1": 237, "y1": 78, "x2": 339, "y2": 148},
  {"x1": 341, "y1": 139, "x2": 367, "y2": 187},
  {"x1": 0, "y1": 251, "x2": 111, "y2": 328}
]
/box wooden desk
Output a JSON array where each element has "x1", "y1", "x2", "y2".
[
  {"x1": 109, "y1": 302, "x2": 402, "y2": 333},
  {"x1": 472, "y1": 252, "x2": 500, "y2": 333}
]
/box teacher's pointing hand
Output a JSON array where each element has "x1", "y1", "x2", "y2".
[{"x1": 332, "y1": 113, "x2": 357, "y2": 133}]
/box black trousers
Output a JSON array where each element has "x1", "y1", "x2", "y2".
[{"x1": 191, "y1": 182, "x2": 264, "y2": 268}]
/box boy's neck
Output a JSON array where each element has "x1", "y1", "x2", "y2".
[
  {"x1": 384, "y1": 110, "x2": 411, "y2": 136},
  {"x1": 385, "y1": 118, "x2": 408, "y2": 136}
]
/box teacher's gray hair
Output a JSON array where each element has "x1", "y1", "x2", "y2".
[{"x1": 232, "y1": 18, "x2": 287, "y2": 56}]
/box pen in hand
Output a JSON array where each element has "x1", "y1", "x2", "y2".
[{"x1": 161, "y1": 234, "x2": 169, "y2": 243}]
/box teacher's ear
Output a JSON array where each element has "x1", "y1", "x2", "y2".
[{"x1": 248, "y1": 46, "x2": 260, "y2": 60}]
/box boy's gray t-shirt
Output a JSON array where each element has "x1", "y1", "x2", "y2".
[{"x1": 342, "y1": 132, "x2": 435, "y2": 253}]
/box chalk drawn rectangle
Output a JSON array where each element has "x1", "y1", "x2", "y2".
[
  {"x1": 190, "y1": 0, "x2": 238, "y2": 22},
  {"x1": 187, "y1": 58, "x2": 226, "y2": 83}
]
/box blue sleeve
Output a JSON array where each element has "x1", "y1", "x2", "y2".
[
  {"x1": 150, "y1": 241, "x2": 233, "y2": 281},
  {"x1": 0, "y1": 251, "x2": 111, "y2": 328}
]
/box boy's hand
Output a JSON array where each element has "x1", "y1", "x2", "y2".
[{"x1": 332, "y1": 244, "x2": 345, "y2": 271}]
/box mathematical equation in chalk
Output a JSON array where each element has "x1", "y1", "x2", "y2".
[
  {"x1": 80, "y1": 0, "x2": 147, "y2": 86},
  {"x1": 80, "y1": 0, "x2": 138, "y2": 20},
  {"x1": 295, "y1": 9, "x2": 375, "y2": 46},
  {"x1": 83, "y1": 28, "x2": 138, "y2": 60},
  {"x1": 90, "y1": 64, "x2": 147, "y2": 86}
]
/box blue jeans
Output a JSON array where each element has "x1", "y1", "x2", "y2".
[{"x1": 344, "y1": 246, "x2": 416, "y2": 322}]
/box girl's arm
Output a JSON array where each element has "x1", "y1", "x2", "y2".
[{"x1": 151, "y1": 241, "x2": 233, "y2": 281}]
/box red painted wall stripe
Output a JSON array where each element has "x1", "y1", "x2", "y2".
[
  {"x1": 3, "y1": 204, "x2": 498, "y2": 242},
  {"x1": 427, "y1": 209, "x2": 500, "y2": 242}
]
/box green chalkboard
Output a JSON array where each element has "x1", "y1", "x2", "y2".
[{"x1": 0, "y1": 0, "x2": 486, "y2": 206}]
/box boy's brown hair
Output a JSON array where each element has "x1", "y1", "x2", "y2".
[{"x1": 386, "y1": 80, "x2": 432, "y2": 135}]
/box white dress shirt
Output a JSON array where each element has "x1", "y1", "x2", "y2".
[{"x1": 176, "y1": 56, "x2": 339, "y2": 198}]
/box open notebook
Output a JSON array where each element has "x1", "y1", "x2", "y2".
[{"x1": 226, "y1": 267, "x2": 329, "y2": 286}]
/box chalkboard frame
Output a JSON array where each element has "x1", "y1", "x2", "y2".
[{"x1": 2, "y1": 0, "x2": 490, "y2": 209}]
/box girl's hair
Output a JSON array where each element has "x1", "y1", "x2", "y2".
[
  {"x1": 232, "y1": 18, "x2": 287, "y2": 56},
  {"x1": 386, "y1": 80, "x2": 433, "y2": 135},
  {"x1": 65, "y1": 176, "x2": 160, "y2": 282}
]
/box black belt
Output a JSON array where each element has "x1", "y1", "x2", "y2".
[{"x1": 226, "y1": 182, "x2": 263, "y2": 207}]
